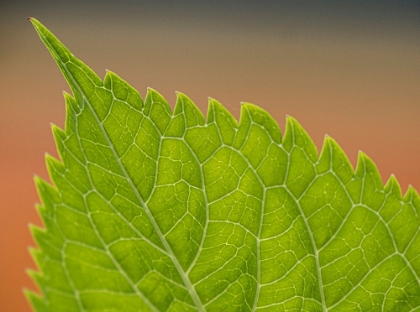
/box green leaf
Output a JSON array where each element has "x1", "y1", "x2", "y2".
[{"x1": 27, "y1": 18, "x2": 420, "y2": 311}]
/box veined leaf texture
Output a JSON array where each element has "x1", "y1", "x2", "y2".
[{"x1": 27, "y1": 18, "x2": 420, "y2": 311}]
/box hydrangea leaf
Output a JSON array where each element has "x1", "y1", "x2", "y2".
[{"x1": 27, "y1": 18, "x2": 420, "y2": 312}]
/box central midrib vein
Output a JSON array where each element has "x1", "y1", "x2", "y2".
[{"x1": 43, "y1": 38, "x2": 205, "y2": 311}]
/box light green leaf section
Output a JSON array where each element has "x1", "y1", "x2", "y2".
[{"x1": 27, "y1": 19, "x2": 420, "y2": 311}]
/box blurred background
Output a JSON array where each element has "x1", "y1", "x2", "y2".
[{"x1": 1, "y1": 1, "x2": 419, "y2": 310}]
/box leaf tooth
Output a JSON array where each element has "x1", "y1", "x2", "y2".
[
  {"x1": 207, "y1": 98, "x2": 239, "y2": 147},
  {"x1": 28, "y1": 246, "x2": 45, "y2": 278},
  {"x1": 145, "y1": 87, "x2": 164, "y2": 99},
  {"x1": 355, "y1": 151, "x2": 381, "y2": 180},
  {"x1": 62, "y1": 91, "x2": 80, "y2": 116},
  {"x1": 24, "y1": 289, "x2": 46, "y2": 312},
  {"x1": 144, "y1": 87, "x2": 171, "y2": 113},
  {"x1": 33, "y1": 204, "x2": 51, "y2": 228},
  {"x1": 61, "y1": 92, "x2": 81, "y2": 138},
  {"x1": 240, "y1": 102, "x2": 281, "y2": 144},
  {"x1": 173, "y1": 91, "x2": 186, "y2": 115},
  {"x1": 207, "y1": 97, "x2": 219, "y2": 124},
  {"x1": 328, "y1": 136, "x2": 353, "y2": 167},
  {"x1": 34, "y1": 176, "x2": 60, "y2": 216},
  {"x1": 404, "y1": 184, "x2": 420, "y2": 209},
  {"x1": 51, "y1": 123, "x2": 65, "y2": 139},
  {"x1": 404, "y1": 186, "x2": 420, "y2": 221},
  {"x1": 283, "y1": 115, "x2": 318, "y2": 161},
  {"x1": 30, "y1": 223, "x2": 46, "y2": 242},
  {"x1": 51, "y1": 124, "x2": 66, "y2": 161},
  {"x1": 174, "y1": 91, "x2": 205, "y2": 126},
  {"x1": 405, "y1": 184, "x2": 420, "y2": 201},
  {"x1": 384, "y1": 174, "x2": 403, "y2": 199},
  {"x1": 104, "y1": 70, "x2": 143, "y2": 110},
  {"x1": 317, "y1": 134, "x2": 332, "y2": 171},
  {"x1": 318, "y1": 135, "x2": 354, "y2": 184},
  {"x1": 283, "y1": 115, "x2": 300, "y2": 140},
  {"x1": 27, "y1": 268, "x2": 45, "y2": 291},
  {"x1": 45, "y1": 154, "x2": 65, "y2": 188},
  {"x1": 208, "y1": 98, "x2": 238, "y2": 126},
  {"x1": 355, "y1": 151, "x2": 386, "y2": 206}
]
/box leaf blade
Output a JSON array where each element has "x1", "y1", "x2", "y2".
[{"x1": 29, "y1": 18, "x2": 420, "y2": 311}]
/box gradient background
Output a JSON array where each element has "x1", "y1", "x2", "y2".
[{"x1": 1, "y1": 1, "x2": 419, "y2": 310}]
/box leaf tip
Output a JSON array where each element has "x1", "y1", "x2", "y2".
[
  {"x1": 385, "y1": 174, "x2": 398, "y2": 187},
  {"x1": 285, "y1": 114, "x2": 297, "y2": 122},
  {"x1": 22, "y1": 287, "x2": 31, "y2": 295},
  {"x1": 27, "y1": 17, "x2": 42, "y2": 30},
  {"x1": 146, "y1": 87, "x2": 159, "y2": 98},
  {"x1": 239, "y1": 102, "x2": 257, "y2": 115},
  {"x1": 207, "y1": 97, "x2": 220, "y2": 112},
  {"x1": 240, "y1": 102, "x2": 263, "y2": 115},
  {"x1": 25, "y1": 288, "x2": 44, "y2": 310},
  {"x1": 357, "y1": 150, "x2": 370, "y2": 163},
  {"x1": 23, "y1": 287, "x2": 36, "y2": 299},
  {"x1": 175, "y1": 90, "x2": 189, "y2": 98},
  {"x1": 22, "y1": 286, "x2": 39, "y2": 302},
  {"x1": 405, "y1": 184, "x2": 419, "y2": 199},
  {"x1": 322, "y1": 134, "x2": 339, "y2": 151},
  {"x1": 385, "y1": 174, "x2": 404, "y2": 198},
  {"x1": 175, "y1": 91, "x2": 191, "y2": 105},
  {"x1": 284, "y1": 115, "x2": 300, "y2": 133},
  {"x1": 208, "y1": 97, "x2": 220, "y2": 106},
  {"x1": 357, "y1": 150, "x2": 376, "y2": 166}
]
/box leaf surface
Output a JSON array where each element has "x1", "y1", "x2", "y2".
[{"x1": 27, "y1": 19, "x2": 420, "y2": 312}]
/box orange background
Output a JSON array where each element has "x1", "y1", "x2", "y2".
[{"x1": 1, "y1": 2, "x2": 419, "y2": 311}]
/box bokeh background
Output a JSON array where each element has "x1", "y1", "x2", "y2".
[{"x1": 1, "y1": 1, "x2": 419, "y2": 310}]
